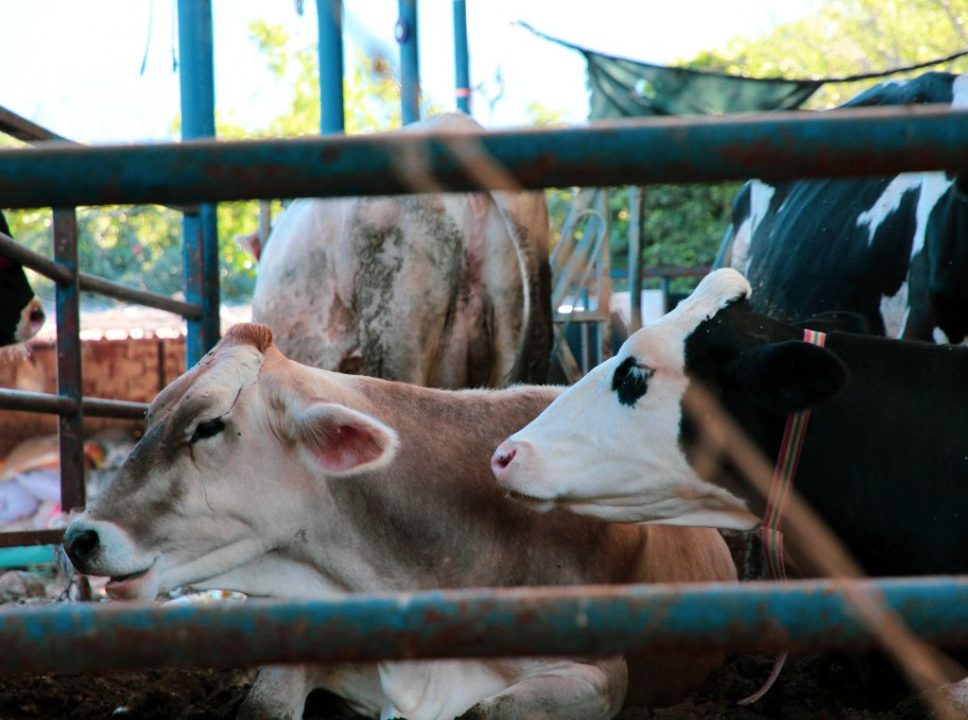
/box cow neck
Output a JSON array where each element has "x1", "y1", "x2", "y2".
[{"x1": 739, "y1": 328, "x2": 827, "y2": 707}]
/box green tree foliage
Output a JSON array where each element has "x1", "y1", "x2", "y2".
[
  {"x1": 691, "y1": 0, "x2": 968, "y2": 107},
  {"x1": 609, "y1": 184, "x2": 739, "y2": 280}
]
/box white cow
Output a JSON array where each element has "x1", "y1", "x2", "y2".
[
  {"x1": 64, "y1": 323, "x2": 736, "y2": 720},
  {"x1": 251, "y1": 113, "x2": 552, "y2": 388}
]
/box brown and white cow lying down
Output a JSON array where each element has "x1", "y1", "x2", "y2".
[
  {"x1": 63, "y1": 323, "x2": 735, "y2": 720},
  {"x1": 251, "y1": 112, "x2": 552, "y2": 389}
]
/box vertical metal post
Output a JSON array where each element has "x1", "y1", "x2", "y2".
[
  {"x1": 53, "y1": 208, "x2": 84, "y2": 512},
  {"x1": 396, "y1": 0, "x2": 420, "y2": 125},
  {"x1": 596, "y1": 189, "x2": 612, "y2": 363},
  {"x1": 178, "y1": 0, "x2": 220, "y2": 366},
  {"x1": 317, "y1": 0, "x2": 345, "y2": 134},
  {"x1": 662, "y1": 275, "x2": 674, "y2": 313},
  {"x1": 452, "y1": 0, "x2": 470, "y2": 113},
  {"x1": 627, "y1": 186, "x2": 644, "y2": 332},
  {"x1": 258, "y1": 200, "x2": 272, "y2": 248}
]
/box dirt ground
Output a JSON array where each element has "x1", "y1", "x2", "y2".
[
  {"x1": 0, "y1": 569, "x2": 942, "y2": 720},
  {"x1": 0, "y1": 653, "x2": 938, "y2": 720}
]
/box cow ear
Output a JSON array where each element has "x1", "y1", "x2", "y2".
[
  {"x1": 730, "y1": 341, "x2": 848, "y2": 415},
  {"x1": 295, "y1": 403, "x2": 399, "y2": 476}
]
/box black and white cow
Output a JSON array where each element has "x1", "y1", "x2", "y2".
[
  {"x1": 492, "y1": 269, "x2": 968, "y2": 578},
  {"x1": 719, "y1": 71, "x2": 968, "y2": 344},
  {"x1": 0, "y1": 211, "x2": 44, "y2": 348}
]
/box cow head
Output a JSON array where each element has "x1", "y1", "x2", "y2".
[
  {"x1": 0, "y1": 259, "x2": 44, "y2": 347},
  {"x1": 491, "y1": 269, "x2": 847, "y2": 529},
  {"x1": 0, "y1": 213, "x2": 45, "y2": 347},
  {"x1": 62, "y1": 323, "x2": 399, "y2": 600}
]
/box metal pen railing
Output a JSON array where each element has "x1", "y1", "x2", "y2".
[
  {"x1": 0, "y1": 106, "x2": 208, "y2": 548},
  {"x1": 1, "y1": 104, "x2": 967, "y2": 690},
  {"x1": 2, "y1": 577, "x2": 967, "y2": 674},
  {"x1": 1, "y1": 104, "x2": 966, "y2": 208}
]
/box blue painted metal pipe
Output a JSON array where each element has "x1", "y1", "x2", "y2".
[
  {"x1": 0, "y1": 106, "x2": 966, "y2": 208},
  {"x1": 0, "y1": 545, "x2": 56, "y2": 569},
  {"x1": 453, "y1": 0, "x2": 470, "y2": 113},
  {"x1": 2, "y1": 577, "x2": 968, "y2": 675},
  {"x1": 316, "y1": 0, "x2": 345, "y2": 134},
  {"x1": 177, "y1": 0, "x2": 220, "y2": 365},
  {"x1": 397, "y1": 0, "x2": 420, "y2": 124}
]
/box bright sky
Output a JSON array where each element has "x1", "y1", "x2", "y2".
[{"x1": 0, "y1": 0, "x2": 818, "y2": 144}]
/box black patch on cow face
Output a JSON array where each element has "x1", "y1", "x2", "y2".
[{"x1": 612, "y1": 356, "x2": 653, "y2": 407}]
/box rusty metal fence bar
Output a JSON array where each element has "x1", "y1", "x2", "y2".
[
  {"x1": 0, "y1": 103, "x2": 195, "y2": 215},
  {"x1": 1, "y1": 105, "x2": 967, "y2": 208},
  {"x1": 52, "y1": 209, "x2": 85, "y2": 516},
  {"x1": 0, "y1": 105, "x2": 69, "y2": 143},
  {"x1": 0, "y1": 390, "x2": 147, "y2": 420},
  {"x1": 0, "y1": 220, "x2": 181, "y2": 436},
  {"x1": 1, "y1": 576, "x2": 967, "y2": 674},
  {"x1": 0, "y1": 231, "x2": 202, "y2": 319}
]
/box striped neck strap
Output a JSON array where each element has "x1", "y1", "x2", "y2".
[
  {"x1": 739, "y1": 328, "x2": 827, "y2": 706},
  {"x1": 761, "y1": 327, "x2": 827, "y2": 578}
]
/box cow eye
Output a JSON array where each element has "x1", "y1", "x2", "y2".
[
  {"x1": 612, "y1": 356, "x2": 654, "y2": 408},
  {"x1": 190, "y1": 417, "x2": 225, "y2": 444}
]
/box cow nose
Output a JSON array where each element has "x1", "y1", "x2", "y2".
[
  {"x1": 17, "y1": 297, "x2": 45, "y2": 342},
  {"x1": 491, "y1": 442, "x2": 517, "y2": 479},
  {"x1": 63, "y1": 524, "x2": 100, "y2": 569},
  {"x1": 27, "y1": 299, "x2": 45, "y2": 326}
]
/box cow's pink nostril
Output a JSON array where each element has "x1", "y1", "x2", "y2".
[{"x1": 491, "y1": 445, "x2": 516, "y2": 474}]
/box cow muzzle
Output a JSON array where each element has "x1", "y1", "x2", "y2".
[
  {"x1": 63, "y1": 524, "x2": 99, "y2": 568},
  {"x1": 490, "y1": 440, "x2": 557, "y2": 511},
  {"x1": 63, "y1": 519, "x2": 159, "y2": 600}
]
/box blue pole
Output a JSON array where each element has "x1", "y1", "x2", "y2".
[
  {"x1": 177, "y1": 0, "x2": 220, "y2": 366},
  {"x1": 396, "y1": 0, "x2": 420, "y2": 125},
  {"x1": 2, "y1": 578, "x2": 968, "y2": 674},
  {"x1": 316, "y1": 0, "x2": 345, "y2": 134},
  {"x1": 3, "y1": 108, "x2": 968, "y2": 206},
  {"x1": 453, "y1": 0, "x2": 470, "y2": 114}
]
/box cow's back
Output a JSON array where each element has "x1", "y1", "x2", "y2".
[
  {"x1": 252, "y1": 113, "x2": 552, "y2": 388},
  {"x1": 252, "y1": 198, "x2": 355, "y2": 371},
  {"x1": 719, "y1": 72, "x2": 968, "y2": 343}
]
